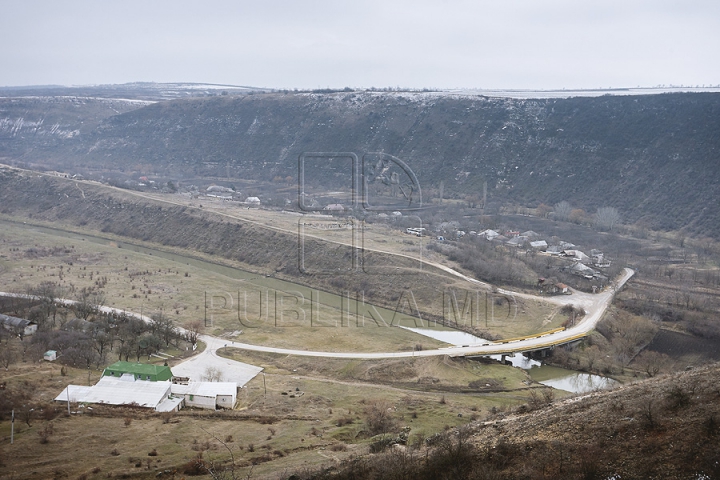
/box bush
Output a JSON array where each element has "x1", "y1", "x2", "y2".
[
  {"x1": 336, "y1": 416, "x2": 354, "y2": 427},
  {"x1": 181, "y1": 458, "x2": 209, "y2": 476},
  {"x1": 364, "y1": 400, "x2": 398, "y2": 436}
]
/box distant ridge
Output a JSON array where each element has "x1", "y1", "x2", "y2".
[{"x1": 1, "y1": 87, "x2": 719, "y2": 237}]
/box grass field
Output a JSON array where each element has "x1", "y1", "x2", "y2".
[
  {"x1": 0, "y1": 218, "x2": 559, "y2": 350},
  {"x1": 0, "y1": 202, "x2": 571, "y2": 478},
  {"x1": 0, "y1": 346, "x2": 536, "y2": 479}
]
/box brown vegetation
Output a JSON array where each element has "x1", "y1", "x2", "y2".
[{"x1": 291, "y1": 363, "x2": 720, "y2": 479}]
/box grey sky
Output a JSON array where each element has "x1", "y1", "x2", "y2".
[{"x1": 2, "y1": 0, "x2": 718, "y2": 89}]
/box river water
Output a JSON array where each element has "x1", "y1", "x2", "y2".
[{"x1": 403, "y1": 327, "x2": 618, "y2": 393}]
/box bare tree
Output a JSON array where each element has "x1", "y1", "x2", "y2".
[
  {"x1": 0, "y1": 346, "x2": 16, "y2": 369},
  {"x1": 553, "y1": 201, "x2": 572, "y2": 221},
  {"x1": 364, "y1": 399, "x2": 398, "y2": 436},
  {"x1": 202, "y1": 366, "x2": 224, "y2": 382},
  {"x1": 30, "y1": 281, "x2": 63, "y2": 327},
  {"x1": 152, "y1": 312, "x2": 177, "y2": 347},
  {"x1": 185, "y1": 319, "x2": 204, "y2": 347},
  {"x1": 635, "y1": 350, "x2": 668, "y2": 377},
  {"x1": 585, "y1": 345, "x2": 602, "y2": 371},
  {"x1": 90, "y1": 319, "x2": 112, "y2": 359},
  {"x1": 74, "y1": 287, "x2": 105, "y2": 320},
  {"x1": 197, "y1": 427, "x2": 251, "y2": 480},
  {"x1": 594, "y1": 206, "x2": 621, "y2": 231}
]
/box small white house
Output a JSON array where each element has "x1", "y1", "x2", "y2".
[
  {"x1": 245, "y1": 196, "x2": 261, "y2": 205},
  {"x1": 44, "y1": 350, "x2": 57, "y2": 362},
  {"x1": 171, "y1": 382, "x2": 238, "y2": 410},
  {"x1": 0, "y1": 314, "x2": 37, "y2": 337},
  {"x1": 530, "y1": 240, "x2": 548, "y2": 250},
  {"x1": 478, "y1": 229, "x2": 500, "y2": 240}
]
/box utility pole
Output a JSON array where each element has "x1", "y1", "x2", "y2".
[{"x1": 10, "y1": 409, "x2": 14, "y2": 444}]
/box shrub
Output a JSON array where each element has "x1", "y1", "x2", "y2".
[
  {"x1": 181, "y1": 458, "x2": 209, "y2": 476},
  {"x1": 336, "y1": 416, "x2": 354, "y2": 427},
  {"x1": 364, "y1": 400, "x2": 398, "y2": 436},
  {"x1": 38, "y1": 423, "x2": 54, "y2": 444}
]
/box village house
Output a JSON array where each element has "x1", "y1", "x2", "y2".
[
  {"x1": 563, "y1": 249, "x2": 591, "y2": 263},
  {"x1": 506, "y1": 236, "x2": 528, "y2": 247},
  {"x1": 323, "y1": 203, "x2": 344, "y2": 212},
  {"x1": 170, "y1": 381, "x2": 238, "y2": 410},
  {"x1": 530, "y1": 240, "x2": 548, "y2": 250},
  {"x1": 546, "y1": 245, "x2": 564, "y2": 255},
  {"x1": 0, "y1": 313, "x2": 37, "y2": 337},
  {"x1": 478, "y1": 229, "x2": 500, "y2": 240}
]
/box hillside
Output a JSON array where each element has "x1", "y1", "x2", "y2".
[
  {"x1": 2, "y1": 90, "x2": 720, "y2": 237},
  {"x1": 0, "y1": 167, "x2": 485, "y2": 325},
  {"x1": 294, "y1": 363, "x2": 720, "y2": 479}
]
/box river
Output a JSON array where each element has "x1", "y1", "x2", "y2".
[{"x1": 402, "y1": 327, "x2": 618, "y2": 393}]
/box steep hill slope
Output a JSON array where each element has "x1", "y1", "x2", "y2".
[
  {"x1": 2, "y1": 91, "x2": 719, "y2": 237},
  {"x1": 296, "y1": 363, "x2": 720, "y2": 479}
]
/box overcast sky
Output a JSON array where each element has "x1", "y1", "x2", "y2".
[{"x1": 2, "y1": 0, "x2": 719, "y2": 90}]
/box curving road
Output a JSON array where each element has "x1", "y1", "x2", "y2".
[
  {"x1": 187, "y1": 267, "x2": 634, "y2": 360},
  {"x1": 1, "y1": 268, "x2": 633, "y2": 363}
]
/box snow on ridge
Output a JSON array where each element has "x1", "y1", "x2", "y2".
[
  {"x1": 447, "y1": 87, "x2": 720, "y2": 99},
  {"x1": 0, "y1": 95, "x2": 156, "y2": 105},
  {"x1": 299, "y1": 86, "x2": 720, "y2": 102}
]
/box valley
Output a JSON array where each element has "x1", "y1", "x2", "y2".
[{"x1": 1, "y1": 86, "x2": 720, "y2": 479}]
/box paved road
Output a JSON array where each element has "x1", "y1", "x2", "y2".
[
  {"x1": 170, "y1": 334, "x2": 263, "y2": 385},
  {"x1": 0, "y1": 268, "x2": 633, "y2": 364}
]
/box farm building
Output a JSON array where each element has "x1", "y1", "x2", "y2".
[
  {"x1": 546, "y1": 245, "x2": 564, "y2": 255},
  {"x1": 530, "y1": 240, "x2": 548, "y2": 250},
  {"x1": 55, "y1": 377, "x2": 237, "y2": 412},
  {"x1": 55, "y1": 376, "x2": 183, "y2": 412},
  {"x1": 478, "y1": 229, "x2": 500, "y2": 240},
  {"x1": 506, "y1": 236, "x2": 528, "y2": 247},
  {"x1": 0, "y1": 314, "x2": 37, "y2": 337},
  {"x1": 102, "y1": 361, "x2": 173, "y2": 382},
  {"x1": 563, "y1": 249, "x2": 591, "y2": 263},
  {"x1": 44, "y1": 350, "x2": 57, "y2": 361},
  {"x1": 170, "y1": 382, "x2": 238, "y2": 410}
]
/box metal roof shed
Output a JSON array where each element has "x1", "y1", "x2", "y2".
[
  {"x1": 79, "y1": 376, "x2": 172, "y2": 409},
  {"x1": 54, "y1": 377, "x2": 175, "y2": 410}
]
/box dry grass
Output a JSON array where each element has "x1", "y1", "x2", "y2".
[
  {"x1": 0, "y1": 218, "x2": 558, "y2": 350},
  {"x1": 0, "y1": 351, "x2": 533, "y2": 479}
]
